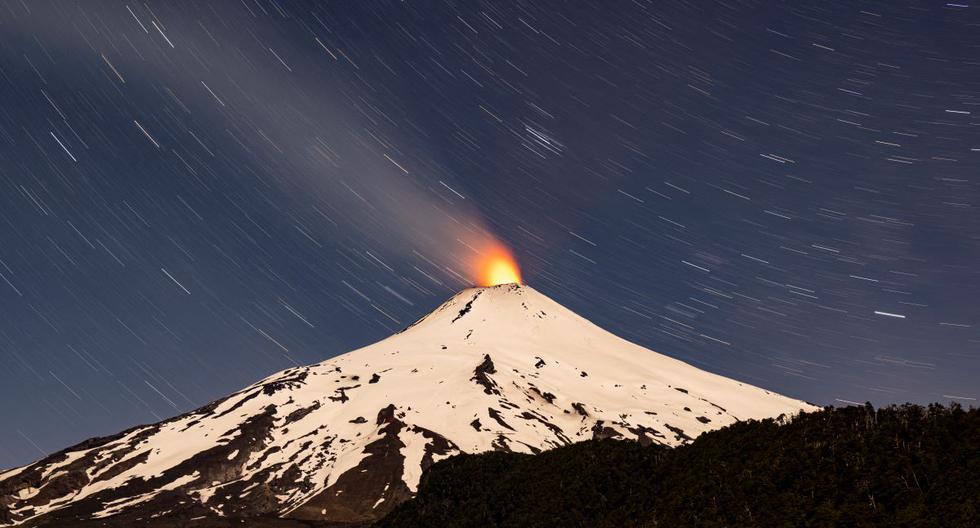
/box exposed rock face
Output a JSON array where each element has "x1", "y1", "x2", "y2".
[{"x1": 0, "y1": 284, "x2": 816, "y2": 526}]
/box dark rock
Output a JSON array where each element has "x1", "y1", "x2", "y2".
[
  {"x1": 590, "y1": 421, "x2": 622, "y2": 440},
  {"x1": 663, "y1": 423, "x2": 693, "y2": 442},
  {"x1": 487, "y1": 408, "x2": 515, "y2": 431},
  {"x1": 529, "y1": 386, "x2": 557, "y2": 404},
  {"x1": 451, "y1": 291, "x2": 482, "y2": 323},
  {"x1": 470, "y1": 355, "x2": 500, "y2": 395},
  {"x1": 328, "y1": 385, "x2": 360, "y2": 403}
]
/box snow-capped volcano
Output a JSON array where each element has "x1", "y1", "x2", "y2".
[{"x1": 0, "y1": 284, "x2": 816, "y2": 526}]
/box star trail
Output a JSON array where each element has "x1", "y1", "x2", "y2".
[{"x1": 0, "y1": 1, "x2": 978, "y2": 468}]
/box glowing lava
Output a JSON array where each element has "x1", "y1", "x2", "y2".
[{"x1": 476, "y1": 244, "x2": 522, "y2": 286}]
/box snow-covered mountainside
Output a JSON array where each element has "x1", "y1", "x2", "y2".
[{"x1": 0, "y1": 284, "x2": 817, "y2": 526}]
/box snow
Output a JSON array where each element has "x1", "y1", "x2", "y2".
[
  {"x1": 398, "y1": 428, "x2": 431, "y2": 493},
  {"x1": 13, "y1": 487, "x2": 36, "y2": 501},
  {"x1": 0, "y1": 284, "x2": 816, "y2": 526}
]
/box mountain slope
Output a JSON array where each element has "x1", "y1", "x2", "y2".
[{"x1": 0, "y1": 284, "x2": 815, "y2": 526}]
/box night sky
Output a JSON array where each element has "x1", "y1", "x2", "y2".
[{"x1": 1, "y1": 1, "x2": 978, "y2": 469}]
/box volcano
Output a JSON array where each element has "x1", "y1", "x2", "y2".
[{"x1": 0, "y1": 284, "x2": 816, "y2": 526}]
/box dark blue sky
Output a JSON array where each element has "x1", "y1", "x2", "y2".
[{"x1": 1, "y1": 1, "x2": 978, "y2": 469}]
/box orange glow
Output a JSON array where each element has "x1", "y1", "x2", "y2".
[{"x1": 476, "y1": 244, "x2": 522, "y2": 286}]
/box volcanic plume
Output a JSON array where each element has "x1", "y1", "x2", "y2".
[{"x1": 474, "y1": 241, "x2": 522, "y2": 286}]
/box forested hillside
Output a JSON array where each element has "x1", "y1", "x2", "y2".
[{"x1": 379, "y1": 404, "x2": 980, "y2": 527}]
